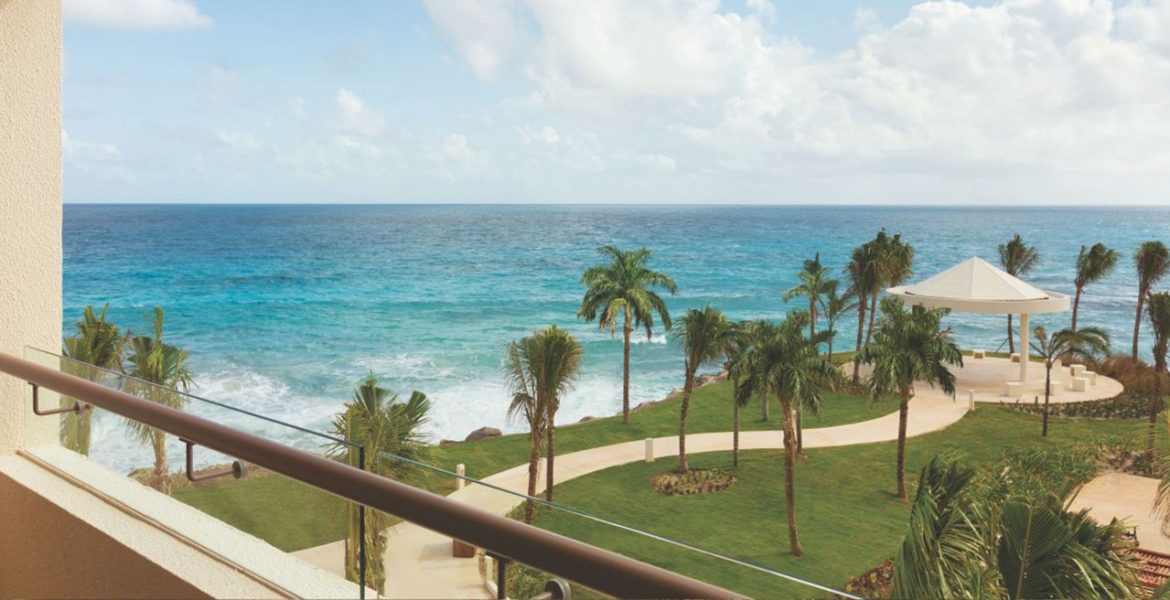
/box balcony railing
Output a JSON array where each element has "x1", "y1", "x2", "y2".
[{"x1": 1, "y1": 350, "x2": 744, "y2": 599}]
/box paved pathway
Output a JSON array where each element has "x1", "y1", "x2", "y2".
[
  {"x1": 1071, "y1": 472, "x2": 1170, "y2": 554},
  {"x1": 295, "y1": 390, "x2": 972, "y2": 598}
]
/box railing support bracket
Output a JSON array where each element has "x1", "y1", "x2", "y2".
[
  {"x1": 181, "y1": 437, "x2": 244, "y2": 482},
  {"x1": 30, "y1": 382, "x2": 89, "y2": 416}
]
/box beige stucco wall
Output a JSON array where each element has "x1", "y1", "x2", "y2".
[{"x1": 0, "y1": 0, "x2": 63, "y2": 451}]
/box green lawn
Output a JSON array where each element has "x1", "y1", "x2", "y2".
[
  {"x1": 528, "y1": 407, "x2": 1166, "y2": 598},
  {"x1": 173, "y1": 379, "x2": 889, "y2": 552}
]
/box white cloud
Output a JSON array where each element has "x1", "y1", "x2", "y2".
[
  {"x1": 64, "y1": 0, "x2": 212, "y2": 30},
  {"x1": 335, "y1": 89, "x2": 387, "y2": 137},
  {"x1": 214, "y1": 130, "x2": 263, "y2": 153},
  {"x1": 63, "y1": 130, "x2": 135, "y2": 182},
  {"x1": 425, "y1": 134, "x2": 490, "y2": 178},
  {"x1": 423, "y1": 0, "x2": 522, "y2": 79}
]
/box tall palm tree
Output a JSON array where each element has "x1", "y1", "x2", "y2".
[
  {"x1": 784, "y1": 254, "x2": 837, "y2": 454},
  {"x1": 860, "y1": 298, "x2": 962, "y2": 500},
  {"x1": 783, "y1": 253, "x2": 834, "y2": 338},
  {"x1": 895, "y1": 456, "x2": 1136, "y2": 600},
  {"x1": 1071, "y1": 243, "x2": 1120, "y2": 335},
  {"x1": 1028, "y1": 325, "x2": 1111, "y2": 439},
  {"x1": 723, "y1": 320, "x2": 753, "y2": 468},
  {"x1": 578, "y1": 246, "x2": 677, "y2": 425},
  {"x1": 61, "y1": 304, "x2": 127, "y2": 455},
  {"x1": 505, "y1": 337, "x2": 546, "y2": 523},
  {"x1": 848, "y1": 241, "x2": 883, "y2": 383},
  {"x1": 820, "y1": 280, "x2": 858, "y2": 360},
  {"x1": 1146, "y1": 293, "x2": 1170, "y2": 451},
  {"x1": 862, "y1": 231, "x2": 915, "y2": 348},
  {"x1": 998, "y1": 234, "x2": 1040, "y2": 354},
  {"x1": 674, "y1": 305, "x2": 734, "y2": 473},
  {"x1": 329, "y1": 376, "x2": 430, "y2": 594},
  {"x1": 124, "y1": 307, "x2": 192, "y2": 495},
  {"x1": 1133, "y1": 242, "x2": 1170, "y2": 358},
  {"x1": 734, "y1": 314, "x2": 836, "y2": 556},
  {"x1": 505, "y1": 326, "x2": 582, "y2": 504}
]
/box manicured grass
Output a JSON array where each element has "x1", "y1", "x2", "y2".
[
  {"x1": 173, "y1": 379, "x2": 888, "y2": 551},
  {"x1": 530, "y1": 407, "x2": 1168, "y2": 598}
]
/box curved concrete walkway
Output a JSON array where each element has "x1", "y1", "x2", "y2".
[{"x1": 295, "y1": 390, "x2": 971, "y2": 598}]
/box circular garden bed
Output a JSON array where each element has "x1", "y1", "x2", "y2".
[{"x1": 651, "y1": 468, "x2": 737, "y2": 496}]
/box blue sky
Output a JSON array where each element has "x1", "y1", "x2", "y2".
[{"x1": 63, "y1": 0, "x2": 1170, "y2": 204}]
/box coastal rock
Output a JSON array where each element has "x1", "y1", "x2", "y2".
[
  {"x1": 577, "y1": 416, "x2": 597, "y2": 423},
  {"x1": 465, "y1": 426, "x2": 502, "y2": 442},
  {"x1": 439, "y1": 439, "x2": 459, "y2": 446},
  {"x1": 632, "y1": 399, "x2": 663, "y2": 413}
]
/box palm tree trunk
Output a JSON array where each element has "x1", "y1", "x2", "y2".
[
  {"x1": 865, "y1": 293, "x2": 878, "y2": 346},
  {"x1": 1149, "y1": 359, "x2": 1161, "y2": 453},
  {"x1": 678, "y1": 370, "x2": 694, "y2": 473},
  {"x1": 622, "y1": 312, "x2": 632, "y2": 425},
  {"x1": 761, "y1": 390, "x2": 769, "y2": 421},
  {"x1": 826, "y1": 325, "x2": 834, "y2": 361},
  {"x1": 733, "y1": 398, "x2": 740, "y2": 467},
  {"x1": 781, "y1": 397, "x2": 803, "y2": 556},
  {"x1": 853, "y1": 293, "x2": 867, "y2": 383},
  {"x1": 809, "y1": 297, "x2": 816, "y2": 338},
  {"x1": 1071, "y1": 287, "x2": 1083, "y2": 334},
  {"x1": 525, "y1": 444, "x2": 539, "y2": 523},
  {"x1": 1043, "y1": 363, "x2": 1051, "y2": 437},
  {"x1": 1134, "y1": 291, "x2": 1147, "y2": 359},
  {"x1": 1007, "y1": 314, "x2": 1015, "y2": 354},
  {"x1": 545, "y1": 421, "x2": 556, "y2": 502},
  {"x1": 151, "y1": 430, "x2": 171, "y2": 495},
  {"x1": 896, "y1": 387, "x2": 910, "y2": 501}
]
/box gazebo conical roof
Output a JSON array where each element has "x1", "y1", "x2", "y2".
[{"x1": 888, "y1": 257, "x2": 1069, "y2": 315}]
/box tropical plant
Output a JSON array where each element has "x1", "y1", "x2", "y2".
[
  {"x1": 1148, "y1": 293, "x2": 1170, "y2": 450},
  {"x1": 723, "y1": 320, "x2": 755, "y2": 467},
  {"x1": 784, "y1": 254, "x2": 838, "y2": 454},
  {"x1": 1133, "y1": 242, "x2": 1170, "y2": 358},
  {"x1": 847, "y1": 241, "x2": 883, "y2": 383},
  {"x1": 733, "y1": 313, "x2": 836, "y2": 556},
  {"x1": 864, "y1": 231, "x2": 915, "y2": 347},
  {"x1": 860, "y1": 298, "x2": 961, "y2": 500},
  {"x1": 1028, "y1": 325, "x2": 1111, "y2": 439},
  {"x1": 61, "y1": 304, "x2": 127, "y2": 455},
  {"x1": 820, "y1": 280, "x2": 858, "y2": 360},
  {"x1": 124, "y1": 307, "x2": 192, "y2": 495},
  {"x1": 1071, "y1": 243, "x2": 1120, "y2": 335},
  {"x1": 998, "y1": 234, "x2": 1040, "y2": 354},
  {"x1": 578, "y1": 246, "x2": 677, "y2": 425},
  {"x1": 329, "y1": 375, "x2": 430, "y2": 594},
  {"x1": 504, "y1": 325, "x2": 582, "y2": 505},
  {"x1": 673, "y1": 305, "x2": 734, "y2": 473},
  {"x1": 894, "y1": 456, "x2": 1137, "y2": 600}
]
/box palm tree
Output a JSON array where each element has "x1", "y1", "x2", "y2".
[
  {"x1": 895, "y1": 456, "x2": 1136, "y2": 600},
  {"x1": 847, "y1": 241, "x2": 883, "y2": 383},
  {"x1": 783, "y1": 253, "x2": 834, "y2": 338},
  {"x1": 505, "y1": 336, "x2": 546, "y2": 523},
  {"x1": 820, "y1": 280, "x2": 858, "y2": 360},
  {"x1": 998, "y1": 234, "x2": 1040, "y2": 354},
  {"x1": 578, "y1": 246, "x2": 677, "y2": 425},
  {"x1": 860, "y1": 298, "x2": 962, "y2": 500},
  {"x1": 674, "y1": 305, "x2": 734, "y2": 473},
  {"x1": 61, "y1": 304, "x2": 127, "y2": 455},
  {"x1": 1146, "y1": 293, "x2": 1170, "y2": 451},
  {"x1": 505, "y1": 326, "x2": 582, "y2": 504},
  {"x1": 1133, "y1": 242, "x2": 1170, "y2": 358},
  {"x1": 862, "y1": 231, "x2": 915, "y2": 348},
  {"x1": 734, "y1": 314, "x2": 836, "y2": 556},
  {"x1": 784, "y1": 254, "x2": 837, "y2": 455},
  {"x1": 124, "y1": 307, "x2": 193, "y2": 495},
  {"x1": 1028, "y1": 325, "x2": 1111, "y2": 439},
  {"x1": 329, "y1": 375, "x2": 430, "y2": 594},
  {"x1": 1071, "y1": 243, "x2": 1120, "y2": 335}
]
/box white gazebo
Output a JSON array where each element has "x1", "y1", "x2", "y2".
[{"x1": 887, "y1": 257, "x2": 1070, "y2": 383}]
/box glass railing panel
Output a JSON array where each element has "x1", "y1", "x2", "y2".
[
  {"x1": 23, "y1": 347, "x2": 371, "y2": 599},
  {"x1": 376, "y1": 450, "x2": 857, "y2": 599}
]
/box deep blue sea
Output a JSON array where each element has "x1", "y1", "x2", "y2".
[{"x1": 63, "y1": 204, "x2": 1170, "y2": 467}]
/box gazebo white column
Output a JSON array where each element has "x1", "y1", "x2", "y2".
[{"x1": 1018, "y1": 313, "x2": 1029, "y2": 383}]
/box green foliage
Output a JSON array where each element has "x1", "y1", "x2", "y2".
[
  {"x1": 893, "y1": 455, "x2": 1137, "y2": 600},
  {"x1": 861, "y1": 298, "x2": 962, "y2": 403},
  {"x1": 329, "y1": 375, "x2": 431, "y2": 594},
  {"x1": 1075, "y1": 243, "x2": 1122, "y2": 291},
  {"x1": 999, "y1": 234, "x2": 1041, "y2": 277},
  {"x1": 674, "y1": 305, "x2": 735, "y2": 472},
  {"x1": 61, "y1": 303, "x2": 127, "y2": 455},
  {"x1": 1002, "y1": 394, "x2": 1163, "y2": 420}
]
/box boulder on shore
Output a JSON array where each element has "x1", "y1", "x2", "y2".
[{"x1": 465, "y1": 426, "x2": 502, "y2": 442}]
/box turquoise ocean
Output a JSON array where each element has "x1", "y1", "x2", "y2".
[{"x1": 63, "y1": 204, "x2": 1170, "y2": 468}]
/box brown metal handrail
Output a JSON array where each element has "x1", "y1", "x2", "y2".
[{"x1": 0, "y1": 352, "x2": 738, "y2": 599}]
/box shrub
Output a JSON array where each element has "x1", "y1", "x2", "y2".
[
  {"x1": 841, "y1": 559, "x2": 893, "y2": 599},
  {"x1": 1093, "y1": 356, "x2": 1170, "y2": 400},
  {"x1": 1001, "y1": 394, "x2": 1163, "y2": 420},
  {"x1": 650, "y1": 469, "x2": 737, "y2": 495}
]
